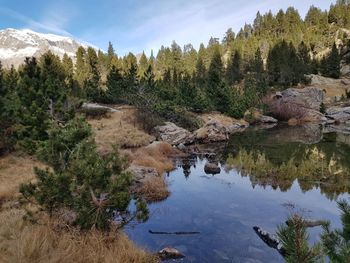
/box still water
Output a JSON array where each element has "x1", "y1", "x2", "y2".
[{"x1": 126, "y1": 124, "x2": 350, "y2": 262}]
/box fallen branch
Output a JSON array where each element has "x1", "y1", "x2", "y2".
[
  {"x1": 286, "y1": 218, "x2": 328, "y2": 228},
  {"x1": 149, "y1": 230, "x2": 200, "y2": 235},
  {"x1": 253, "y1": 226, "x2": 286, "y2": 257}
]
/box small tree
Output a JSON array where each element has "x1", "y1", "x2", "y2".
[
  {"x1": 320, "y1": 43, "x2": 341, "y2": 79},
  {"x1": 321, "y1": 199, "x2": 350, "y2": 262},
  {"x1": 277, "y1": 214, "x2": 322, "y2": 263},
  {"x1": 21, "y1": 118, "x2": 148, "y2": 230}
]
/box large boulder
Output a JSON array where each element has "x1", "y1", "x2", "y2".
[
  {"x1": 194, "y1": 115, "x2": 248, "y2": 143},
  {"x1": 326, "y1": 106, "x2": 350, "y2": 123},
  {"x1": 154, "y1": 122, "x2": 194, "y2": 145},
  {"x1": 268, "y1": 87, "x2": 325, "y2": 122}
]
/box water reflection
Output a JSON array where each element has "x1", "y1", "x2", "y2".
[
  {"x1": 126, "y1": 124, "x2": 350, "y2": 262},
  {"x1": 224, "y1": 124, "x2": 350, "y2": 200}
]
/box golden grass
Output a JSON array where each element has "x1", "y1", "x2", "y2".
[
  {"x1": 199, "y1": 112, "x2": 248, "y2": 127},
  {"x1": 0, "y1": 153, "x2": 46, "y2": 200},
  {"x1": 136, "y1": 176, "x2": 170, "y2": 202},
  {"x1": 130, "y1": 142, "x2": 183, "y2": 176},
  {"x1": 0, "y1": 208, "x2": 158, "y2": 263},
  {"x1": 88, "y1": 106, "x2": 155, "y2": 154}
]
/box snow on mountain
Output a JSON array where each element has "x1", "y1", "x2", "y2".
[{"x1": 0, "y1": 28, "x2": 98, "y2": 67}]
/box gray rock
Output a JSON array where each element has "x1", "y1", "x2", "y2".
[
  {"x1": 269, "y1": 87, "x2": 325, "y2": 122},
  {"x1": 258, "y1": 115, "x2": 278, "y2": 123},
  {"x1": 177, "y1": 143, "x2": 186, "y2": 151},
  {"x1": 157, "y1": 247, "x2": 185, "y2": 260},
  {"x1": 127, "y1": 164, "x2": 158, "y2": 183},
  {"x1": 204, "y1": 162, "x2": 221, "y2": 174},
  {"x1": 195, "y1": 120, "x2": 247, "y2": 143},
  {"x1": 154, "y1": 122, "x2": 194, "y2": 145},
  {"x1": 341, "y1": 78, "x2": 350, "y2": 85},
  {"x1": 326, "y1": 106, "x2": 350, "y2": 123}
]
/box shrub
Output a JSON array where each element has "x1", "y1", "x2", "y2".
[{"x1": 20, "y1": 118, "x2": 148, "y2": 230}]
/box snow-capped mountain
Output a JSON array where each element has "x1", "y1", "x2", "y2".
[{"x1": 0, "y1": 28, "x2": 96, "y2": 67}]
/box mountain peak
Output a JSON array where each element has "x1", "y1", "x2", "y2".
[{"x1": 0, "y1": 28, "x2": 97, "y2": 68}]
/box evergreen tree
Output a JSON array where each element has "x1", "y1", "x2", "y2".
[
  {"x1": 321, "y1": 199, "x2": 350, "y2": 262},
  {"x1": 74, "y1": 46, "x2": 88, "y2": 88},
  {"x1": 226, "y1": 50, "x2": 243, "y2": 85},
  {"x1": 138, "y1": 52, "x2": 149, "y2": 78},
  {"x1": 107, "y1": 65, "x2": 124, "y2": 103},
  {"x1": 207, "y1": 48, "x2": 230, "y2": 113},
  {"x1": 320, "y1": 43, "x2": 341, "y2": 78},
  {"x1": 85, "y1": 47, "x2": 104, "y2": 101},
  {"x1": 17, "y1": 57, "x2": 50, "y2": 152},
  {"x1": 21, "y1": 117, "x2": 149, "y2": 230}
]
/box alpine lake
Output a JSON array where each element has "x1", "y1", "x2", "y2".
[{"x1": 126, "y1": 123, "x2": 350, "y2": 262}]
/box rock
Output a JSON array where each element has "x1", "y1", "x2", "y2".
[
  {"x1": 177, "y1": 143, "x2": 186, "y2": 151},
  {"x1": 194, "y1": 119, "x2": 247, "y2": 143},
  {"x1": 157, "y1": 247, "x2": 185, "y2": 260},
  {"x1": 277, "y1": 87, "x2": 324, "y2": 110},
  {"x1": 341, "y1": 78, "x2": 350, "y2": 85},
  {"x1": 341, "y1": 64, "x2": 350, "y2": 77},
  {"x1": 244, "y1": 108, "x2": 277, "y2": 124},
  {"x1": 154, "y1": 122, "x2": 194, "y2": 146},
  {"x1": 258, "y1": 115, "x2": 278, "y2": 124},
  {"x1": 269, "y1": 87, "x2": 325, "y2": 122},
  {"x1": 127, "y1": 164, "x2": 158, "y2": 183},
  {"x1": 326, "y1": 106, "x2": 350, "y2": 123},
  {"x1": 204, "y1": 162, "x2": 221, "y2": 174}
]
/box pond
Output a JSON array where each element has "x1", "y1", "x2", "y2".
[{"x1": 125, "y1": 124, "x2": 350, "y2": 262}]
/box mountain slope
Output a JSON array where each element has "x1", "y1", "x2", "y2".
[{"x1": 0, "y1": 28, "x2": 96, "y2": 67}]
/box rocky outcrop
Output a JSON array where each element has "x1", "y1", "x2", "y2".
[
  {"x1": 127, "y1": 164, "x2": 158, "y2": 184},
  {"x1": 326, "y1": 106, "x2": 350, "y2": 123},
  {"x1": 269, "y1": 87, "x2": 325, "y2": 122},
  {"x1": 204, "y1": 162, "x2": 221, "y2": 174},
  {"x1": 307, "y1": 74, "x2": 350, "y2": 103},
  {"x1": 154, "y1": 122, "x2": 194, "y2": 146},
  {"x1": 194, "y1": 117, "x2": 248, "y2": 143}
]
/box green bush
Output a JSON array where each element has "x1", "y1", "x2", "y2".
[{"x1": 21, "y1": 117, "x2": 148, "y2": 230}]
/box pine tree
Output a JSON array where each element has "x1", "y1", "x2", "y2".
[
  {"x1": 321, "y1": 199, "x2": 350, "y2": 262},
  {"x1": 74, "y1": 46, "x2": 88, "y2": 88},
  {"x1": 207, "y1": 48, "x2": 230, "y2": 113},
  {"x1": 138, "y1": 52, "x2": 149, "y2": 78},
  {"x1": 107, "y1": 65, "x2": 124, "y2": 103},
  {"x1": 21, "y1": 117, "x2": 149, "y2": 230},
  {"x1": 85, "y1": 47, "x2": 103, "y2": 101},
  {"x1": 17, "y1": 57, "x2": 50, "y2": 152},
  {"x1": 226, "y1": 50, "x2": 243, "y2": 85},
  {"x1": 277, "y1": 214, "x2": 322, "y2": 262},
  {"x1": 320, "y1": 43, "x2": 341, "y2": 78}
]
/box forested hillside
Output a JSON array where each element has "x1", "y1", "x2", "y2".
[{"x1": 1, "y1": 1, "x2": 350, "y2": 155}]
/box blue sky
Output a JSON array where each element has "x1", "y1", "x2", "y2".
[{"x1": 0, "y1": 0, "x2": 334, "y2": 55}]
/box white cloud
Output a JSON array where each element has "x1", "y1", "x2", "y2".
[{"x1": 0, "y1": 6, "x2": 73, "y2": 36}]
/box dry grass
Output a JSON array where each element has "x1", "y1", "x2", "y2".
[
  {"x1": 0, "y1": 153, "x2": 46, "y2": 200},
  {"x1": 88, "y1": 106, "x2": 155, "y2": 154},
  {"x1": 0, "y1": 208, "x2": 158, "y2": 263},
  {"x1": 129, "y1": 142, "x2": 184, "y2": 176},
  {"x1": 199, "y1": 112, "x2": 248, "y2": 127},
  {"x1": 136, "y1": 176, "x2": 170, "y2": 202}
]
